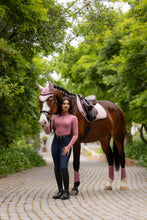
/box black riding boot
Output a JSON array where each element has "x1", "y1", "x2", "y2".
[
  {"x1": 60, "y1": 168, "x2": 70, "y2": 200},
  {"x1": 53, "y1": 169, "x2": 63, "y2": 199}
]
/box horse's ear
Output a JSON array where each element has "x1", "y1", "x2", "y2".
[
  {"x1": 48, "y1": 81, "x2": 54, "y2": 93},
  {"x1": 36, "y1": 82, "x2": 44, "y2": 92}
]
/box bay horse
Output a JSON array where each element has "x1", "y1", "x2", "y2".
[{"x1": 37, "y1": 81, "x2": 127, "y2": 193}]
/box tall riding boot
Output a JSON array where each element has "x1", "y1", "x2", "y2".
[
  {"x1": 53, "y1": 169, "x2": 63, "y2": 199},
  {"x1": 60, "y1": 168, "x2": 70, "y2": 200}
]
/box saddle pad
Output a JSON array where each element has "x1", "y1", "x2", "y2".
[{"x1": 77, "y1": 96, "x2": 107, "y2": 122}]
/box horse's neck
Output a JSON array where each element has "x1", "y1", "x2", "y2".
[
  {"x1": 54, "y1": 89, "x2": 63, "y2": 99},
  {"x1": 55, "y1": 89, "x2": 77, "y2": 114}
]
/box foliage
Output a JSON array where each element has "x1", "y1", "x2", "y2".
[
  {"x1": 0, "y1": 0, "x2": 69, "y2": 148},
  {"x1": 125, "y1": 140, "x2": 147, "y2": 167},
  {"x1": 87, "y1": 151, "x2": 92, "y2": 155},
  {"x1": 0, "y1": 140, "x2": 46, "y2": 178},
  {"x1": 42, "y1": 136, "x2": 48, "y2": 141},
  {"x1": 96, "y1": 147, "x2": 105, "y2": 154},
  {"x1": 49, "y1": 0, "x2": 147, "y2": 131},
  {"x1": 0, "y1": 0, "x2": 146, "y2": 156}
]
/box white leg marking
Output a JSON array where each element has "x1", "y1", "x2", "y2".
[
  {"x1": 104, "y1": 178, "x2": 113, "y2": 190},
  {"x1": 120, "y1": 177, "x2": 127, "y2": 191}
]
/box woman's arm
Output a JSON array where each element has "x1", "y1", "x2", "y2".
[{"x1": 67, "y1": 116, "x2": 78, "y2": 148}]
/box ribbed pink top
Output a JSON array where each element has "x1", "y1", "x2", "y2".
[{"x1": 44, "y1": 112, "x2": 78, "y2": 148}]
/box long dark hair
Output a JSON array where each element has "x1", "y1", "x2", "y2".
[{"x1": 58, "y1": 97, "x2": 73, "y2": 115}]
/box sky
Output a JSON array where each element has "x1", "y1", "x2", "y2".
[{"x1": 56, "y1": 0, "x2": 130, "y2": 12}]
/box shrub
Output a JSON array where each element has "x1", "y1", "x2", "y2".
[
  {"x1": 0, "y1": 140, "x2": 46, "y2": 178},
  {"x1": 20, "y1": 148, "x2": 46, "y2": 167},
  {"x1": 125, "y1": 140, "x2": 147, "y2": 167}
]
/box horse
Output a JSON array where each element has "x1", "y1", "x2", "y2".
[{"x1": 37, "y1": 81, "x2": 127, "y2": 194}]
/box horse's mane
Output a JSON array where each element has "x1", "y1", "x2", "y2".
[{"x1": 54, "y1": 85, "x2": 76, "y2": 97}]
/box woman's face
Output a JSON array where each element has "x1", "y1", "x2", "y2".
[{"x1": 62, "y1": 100, "x2": 70, "y2": 113}]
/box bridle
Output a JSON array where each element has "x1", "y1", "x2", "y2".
[{"x1": 40, "y1": 93, "x2": 57, "y2": 121}]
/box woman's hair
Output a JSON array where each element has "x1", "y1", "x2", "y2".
[{"x1": 58, "y1": 97, "x2": 73, "y2": 115}]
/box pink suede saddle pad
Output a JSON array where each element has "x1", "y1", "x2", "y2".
[{"x1": 77, "y1": 95, "x2": 107, "y2": 122}]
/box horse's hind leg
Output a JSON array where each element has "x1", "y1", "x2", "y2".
[
  {"x1": 70, "y1": 142, "x2": 81, "y2": 195},
  {"x1": 114, "y1": 138, "x2": 127, "y2": 190},
  {"x1": 100, "y1": 136, "x2": 114, "y2": 190}
]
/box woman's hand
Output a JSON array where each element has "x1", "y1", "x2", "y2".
[{"x1": 62, "y1": 146, "x2": 70, "y2": 156}]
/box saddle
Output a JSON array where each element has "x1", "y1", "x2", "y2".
[{"x1": 77, "y1": 95, "x2": 107, "y2": 123}]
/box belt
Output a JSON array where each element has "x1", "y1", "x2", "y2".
[{"x1": 55, "y1": 134, "x2": 70, "y2": 139}]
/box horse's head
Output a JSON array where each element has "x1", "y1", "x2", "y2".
[{"x1": 37, "y1": 81, "x2": 57, "y2": 128}]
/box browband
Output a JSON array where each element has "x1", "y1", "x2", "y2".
[{"x1": 40, "y1": 93, "x2": 54, "y2": 96}]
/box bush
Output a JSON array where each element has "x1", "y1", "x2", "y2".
[
  {"x1": 20, "y1": 148, "x2": 46, "y2": 167},
  {"x1": 125, "y1": 140, "x2": 147, "y2": 167},
  {"x1": 0, "y1": 141, "x2": 46, "y2": 178}
]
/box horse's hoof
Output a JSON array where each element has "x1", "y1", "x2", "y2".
[
  {"x1": 104, "y1": 178, "x2": 113, "y2": 190},
  {"x1": 104, "y1": 186, "x2": 112, "y2": 190},
  {"x1": 70, "y1": 189, "x2": 79, "y2": 195},
  {"x1": 120, "y1": 186, "x2": 127, "y2": 191},
  {"x1": 120, "y1": 178, "x2": 127, "y2": 191}
]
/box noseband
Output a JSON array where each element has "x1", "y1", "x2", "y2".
[{"x1": 40, "y1": 93, "x2": 57, "y2": 121}]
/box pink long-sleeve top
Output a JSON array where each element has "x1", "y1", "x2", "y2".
[{"x1": 44, "y1": 112, "x2": 78, "y2": 148}]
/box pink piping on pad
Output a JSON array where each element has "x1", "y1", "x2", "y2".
[{"x1": 74, "y1": 171, "x2": 80, "y2": 183}]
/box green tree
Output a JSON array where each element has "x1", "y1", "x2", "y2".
[
  {"x1": 49, "y1": 0, "x2": 147, "y2": 138},
  {"x1": 0, "y1": 0, "x2": 70, "y2": 147}
]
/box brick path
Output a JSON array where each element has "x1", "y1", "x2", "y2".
[{"x1": 0, "y1": 153, "x2": 147, "y2": 220}]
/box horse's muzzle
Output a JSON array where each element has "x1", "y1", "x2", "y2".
[{"x1": 39, "y1": 119, "x2": 47, "y2": 128}]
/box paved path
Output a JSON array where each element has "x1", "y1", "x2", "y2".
[{"x1": 0, "y1": 153, "x2": 147, "y2": 220}]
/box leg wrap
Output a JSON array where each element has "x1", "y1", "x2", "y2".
[
  {"x1": 109, "y1": 165, "x2": 114, "y2": 180},
  {"x1": 74, "y1": 171, "x2": 80, "y2": 183},
  {"x1": 121, "y1": 168, "x2": 126, "y2": 180}
]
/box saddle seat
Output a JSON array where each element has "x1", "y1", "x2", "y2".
[
  {"x1": 77, "y1": 95, "x2": 107, "y2": 123},
  {"x1": 85, "y1": 95, "x2": 97, "y2": 105}
]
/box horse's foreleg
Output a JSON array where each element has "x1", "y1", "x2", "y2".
[
  {"x1": 70, "y1": 142, "x2": 81, "y2": 195},
  {"x1": 100, "y1": 138, "x2": 114, "y2": 190}
]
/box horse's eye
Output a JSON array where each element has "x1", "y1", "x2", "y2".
[{"x1": 49, "y1": 100, "x2": 52, "y2": 104}]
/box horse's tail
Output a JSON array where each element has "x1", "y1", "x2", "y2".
[{"x1": 113, "y1": 141, "x2": 120, "y2": 171}]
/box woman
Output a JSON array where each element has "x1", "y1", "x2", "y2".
[{"x1": 43, "y1": 97, "x2": 78, "y2": 200}]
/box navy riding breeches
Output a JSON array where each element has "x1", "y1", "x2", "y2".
[{"x1": 51, "y1": 135, "x2": 72, "y2": 170}]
